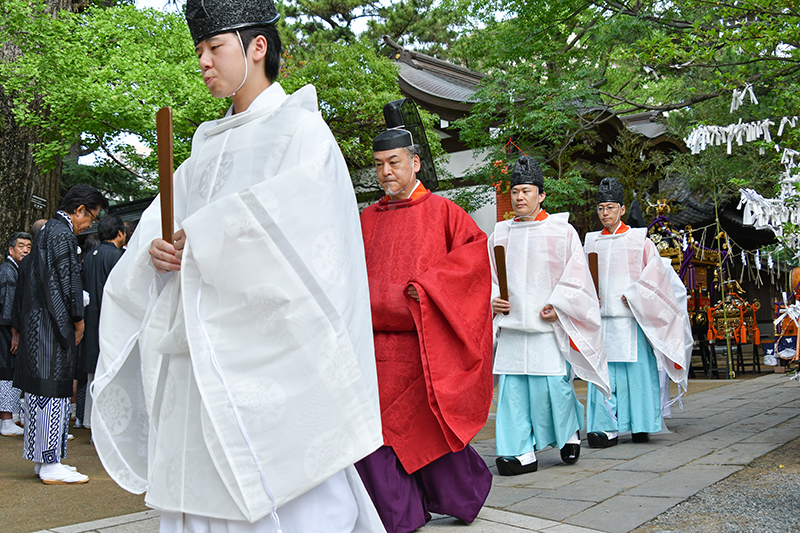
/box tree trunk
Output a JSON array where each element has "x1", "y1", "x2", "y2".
[{"x1": 0, "y1": 0, "x2": 89, "y2": 244}]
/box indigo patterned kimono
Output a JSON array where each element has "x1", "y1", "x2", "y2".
[{"x1": 14, "y1": 215, "x2": 83, "y2": 398}]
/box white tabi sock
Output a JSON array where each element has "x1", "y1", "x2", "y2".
[
  {"x1": 604, "y1": 430, "x2": 619, "y2": 440},
  {"x1": 1, "y1": 419, "x2": 24, "y2": 436},
  {"x1": 567, "y1": 431, "x2": 581, "y2": 444},
  {"x1": 515, "y1": 449, "x2": 536, "y2": 465}
]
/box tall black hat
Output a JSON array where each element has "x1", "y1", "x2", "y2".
[
  {"x1": 372, "y1": 129, "x2": 414, "y2": 152},
  {"x1": 597, "y1": 177, "x2": 624, "y2": 205},
  {"x1": 627, "y1": 198, "x2": 646, "y2": 227},
  {"x1": 185, "y1": 0, "x2": 280, "y2": 46},
  {"x1": 373, "y1": 99, "x2": 438, "y2": 191},
  {"x1": 509, "y1": 156, "x2": 544, "y2": 191}
]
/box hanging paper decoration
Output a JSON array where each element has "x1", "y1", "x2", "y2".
[
  {"x1": 730, "y1": 83, "x2": 759, "y2": 113},
  {"x1": 739, "y1": 150, "x2": 800, "y2": 249},
  {"x1": 684, "y1": 118, "x2": 783, "y2": 155},
  {"x1": 778, "y1": 116, "x2": 798, "y2": 137}
]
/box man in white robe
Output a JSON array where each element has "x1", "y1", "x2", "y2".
[
  {"x1": 583, "y1": 178, "x2": 691, "y2": 448},
  {"x1": 489, "y1": 156, "x2": 610, "y2": 476},
  {"x1": 91, "y1": 1, "x2": 385, "y2": 531}
]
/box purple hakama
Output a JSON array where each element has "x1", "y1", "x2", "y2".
[{"x1": 355, "y1": 445, "x2": 492, "y2": 533}]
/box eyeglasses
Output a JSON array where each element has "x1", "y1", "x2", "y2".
[
  {"x1": 86, "y1": 209, "x2": 99, "y2": 223},
  {"x1": 597, "y1": 205, "x2": 620, "y2": 213}
]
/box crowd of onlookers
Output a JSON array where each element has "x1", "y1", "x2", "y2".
[{"x1": 0, "y1": 186, "x2": 132, "y2": 484}]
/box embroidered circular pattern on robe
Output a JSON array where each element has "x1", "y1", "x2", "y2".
[
  {"x1": 559, "y1": 276, "x2": 587, "y2": 299},
  {"x1": 637, "y1": 280, "x2": 658, "y2": 300},
  {"x1": 96, "y1": 384, "x2": 133, "y2": 435},
  {"x1": 300, "y1": 141, "x2": 333, "y2": 184},
  {"x1": 657, "y1": 307, "x2": 676, "y2": 325},
  {"x1": 244, "y1": 283, "x2": 292, "y2": 337},
  {"x1": 165, "y1": 450, "x2": 204, "y2": 501},
  {"x1": 586, "y1": 305, "x2": 601, "y2": 325},
  {"x1": 312, "y1": 228, "x2": 352, "y2": 287},
  {"x1": 531, "y1": 269, "x2": 551, "y2": 291},
  {"x1": 555, "y1": 237, "x2": 567, "y2": 261},
  {"x1": 231, "y1": 377, "x2": 287, "y2": 431},
  {"x1": 303, "y1": 428, "x2": 354, "y2": 481},
  {"x1": 199, "y1": 151, "x2": 235, "y2": 200},
  {"x1": 318, "y1": 336, "x2": 362, "y2": 388},
  {"x1": 223, "y1": 210, "x2": 266, "y2": 243},
  {"x1": 667, "y1": 337, "x2": 684, "y2": 356}
]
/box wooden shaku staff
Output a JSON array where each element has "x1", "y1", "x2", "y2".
[
  {"x1": 156, "y1": 107, "x2": 174, "y2": 243},
  {"x1": 493, "y1": 245, "x2": 510, "y2": 315}
]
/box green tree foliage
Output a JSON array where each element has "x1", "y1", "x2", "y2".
[
  {"x1": 61, "y1": 159, "x2": 157, "y2": 202},
  {"x1": 363, "y1": 0, "x2": 467, "y2": 59},
  {"x1": 0, "y1": 1, "x2": 225, "y2": 178},
  {"x1": 449, "y1": 0, "x2": 800, "y2": 207},
  {"x1": 281, "y1": 38, "x2": 404, "y2": 169},
  {"x1": 0, "y1": 0, "x2": 433, "y2": 199},
  {"x1": 606, "y1": 128, "x2": 667, "y2": 208},
  {"x1": 282, "y1": 0, "x2": 466, "y2": 59}
]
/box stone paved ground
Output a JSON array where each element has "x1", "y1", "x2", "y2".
[{"x1": 5, "y1": 373, "x2": 799, "y2": 533}]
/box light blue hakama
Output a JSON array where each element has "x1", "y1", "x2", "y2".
[
  {"x1": 495, "y1": 371, "x2": 584, "y2": 456},
  {"x1": 586, "y1": 325, "x2": 661, "y2": 435}
]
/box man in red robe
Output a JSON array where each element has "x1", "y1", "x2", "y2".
[{"x1": 356, "y1": 127, "x2": 494, "y2": 533}]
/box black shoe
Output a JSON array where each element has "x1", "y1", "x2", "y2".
[
  {"x1": 587, "y1": 431, "x2": 619, "y2": 449},
  {"x1": 632, "y1": 432, "x2": 649, "y2": 443},
  {"x1": 495, "y1": 456, "x2": 538, "y2": 476},
  {"x1": 560, "y1": 443, "x2": 581, "y2": 464}
]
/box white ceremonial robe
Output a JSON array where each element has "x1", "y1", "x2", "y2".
[
  {"x1": 91, "y1": 83, "x2": 383, "y2": 527},
  {"x1": 584, "y1": 228, "x2": 691, "y2": 388},
  {"x1": 489, "y1": 213, "x2": 610, "y2": 397}
]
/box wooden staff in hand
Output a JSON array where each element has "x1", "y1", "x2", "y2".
[
  {"x1": 149, "y1": 107, "x2": 185, "y2": 273},
  {"x1": 492, "y1": 245, "x2": 510, "y2": 315},
  {"x1": 157, "y1": 107, "x2": 174, "y2": 243}
]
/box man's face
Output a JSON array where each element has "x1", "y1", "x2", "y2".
[
  {"x1": 510, "y1": 184, "x2": 545, "y2": 218},
  {"x1": 597, "y1": 202, "x2": 625, "y2": 230},
  {"x1": 374, "y1": 148, "x2": 420, "y2": 199},
  {"x1": 74, "y1": 205, "x2": 101, "y2": 235},
  {"x1": 8, "y1": 239, "x2": 31, "y2": 263},
  {"x1": 196, "y1": 33, "x2": 247, "y2": 99}
]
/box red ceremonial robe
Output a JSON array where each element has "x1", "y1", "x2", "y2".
[{"x1": 361, "y1": 188, "x2": 493, "y2": 474}]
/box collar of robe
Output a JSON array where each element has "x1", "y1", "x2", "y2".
[
  {"x1": 55, "y1": 211, "x2": 74, "y2": 232},
  {"x1": 205, "y1": 82, "x2": 290, "y2": 137},
  {"x1": 512, "y1": 209, "x2": 549, "y2": 225},
  {"x1": 376, "y1": 186, "x2": 431, "y2": 211},
  {"x1": 5, "y1": 255, "x2": 18, "y2": 269},
  {"x1": 600, "y1": 221, "x2": 630, "y2": 236}
]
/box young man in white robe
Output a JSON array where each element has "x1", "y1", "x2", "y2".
[
  {"x1": 91, "y1": 1, "x2": 385, "y2": 531},
  {"x1": 583, "y1": 178, "x2": 691, "y2": 448},
  {"x1": 489, "y1": 156, "x2": 610, "y2": 476}
]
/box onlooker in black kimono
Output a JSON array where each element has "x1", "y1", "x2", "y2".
[
  {"x1": 75, "y1": 214, "x2": 125, "y2": 429},
  {"x1": 0, "y1": 231, "x2": 32, "y2": 436},
  {"x1": 14, "y1": 184, "x2": 107, "y2": 484}
]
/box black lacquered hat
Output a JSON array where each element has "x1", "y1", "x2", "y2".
[
  {"x1": 373, "y1": 128, "x2": 413, "y2": 152},
  {"x1": 597, "y1": 177, "x2": 624, "y2": 205},
  {"x1": 185, "y1": 0, "x2": 280, "y2": 45},
  {"x1": 509, "y1": 156, "x2": 544, "y2": 191}
]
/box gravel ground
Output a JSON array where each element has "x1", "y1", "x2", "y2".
[{"x1": 634, "y1": 435, "x2": 800, "y2": 533}]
